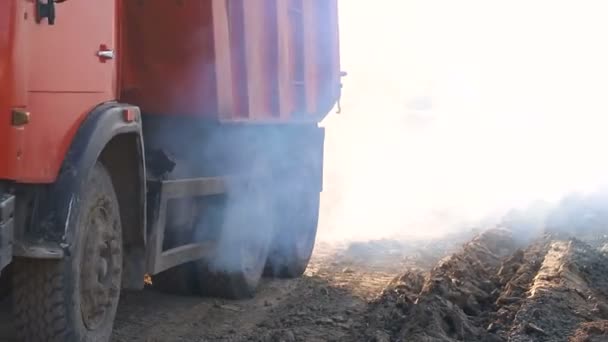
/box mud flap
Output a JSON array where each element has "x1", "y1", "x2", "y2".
[{"x1": 0, "y1": 194, "x2": 14, "y2": 273}]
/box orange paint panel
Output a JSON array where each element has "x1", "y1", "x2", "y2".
[
  {"x1": 27, "y1": 1, "x2": 116, "y2": 94},
  {"x1": 0, "y1": 0, "x2": 21, "y2": 178},
  {"x1": 120, "y1": 0, "x2": 341, "y2": 122},
  {"x1": 120, "y1": 0, "x2": 218, "y2": 116},
  {"x1": 1, "y1": 0, "x2": 116, "y2": 182},
  {"x1": 2, "y1": 0, "x2": 340, "y2": 182},
  {"x1": 17, "y1": 93, "x2": 109, "y2": 182},
  {"x1": 276, "y1": 0, "x2": 295, "y2": 119},
  {"x1": 302, "y1": 0, "x2": 319, "y2": 115},
  {"x1": 242, "y1": 0, "x2": 263, "y2": 118},
  {"x1": 317, "y1": 0, "x2": 341, "y2": 115}
]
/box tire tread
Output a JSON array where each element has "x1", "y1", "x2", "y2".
[
  {"x1": 12, "y1": 162, "x2": 122, "y2": 342},
  {"x1": 13, "y1": 259, "x2": 69, "y2": 342}
]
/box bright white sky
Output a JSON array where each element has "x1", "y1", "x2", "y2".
[{"x1": 319, "y1": 0, "x2": 608, "y2": 240}]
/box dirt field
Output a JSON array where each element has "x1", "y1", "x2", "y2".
[
  {"x1": 1, "y1": 228, "x2": 608, "y2": 342},
  {"x1": 0, "y1": 235, "x2": 465, "y2": 342}
]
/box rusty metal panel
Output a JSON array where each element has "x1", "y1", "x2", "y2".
[{"x1": 120, "y1": 0, "x2": 341, "y2": 123}]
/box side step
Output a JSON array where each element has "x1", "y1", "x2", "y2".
[
  {"x1": 146, "y1": 177, "x2": 234, "y2": 275},
  {"x1": 0, "y1": 194, "x2": 15, "y2": 273}
]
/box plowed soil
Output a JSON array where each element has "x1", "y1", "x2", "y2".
[{"x1": 355, "y1": 229, "x2": 608, "y2": 342}]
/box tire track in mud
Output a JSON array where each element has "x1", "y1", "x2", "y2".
[
  {"x1": 110, "y1": 242, "x2": 399, "y2": 342},
  {"x1": 112, "y1": 279, "x2": 303, "y2": 342}
]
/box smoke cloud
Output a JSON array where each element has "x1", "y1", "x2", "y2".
[{"x1": 317, "y1": 0, "x2": 608, "y2": 242}]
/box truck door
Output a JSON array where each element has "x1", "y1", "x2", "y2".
[
  {"x1": 28, "y1": 0, "x2": 116, "y2": 94},
  {"x1": 17, "y1": 0, "x2": 117, "y2": 182}
]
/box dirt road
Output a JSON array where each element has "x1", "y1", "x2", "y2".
[{"x1": 0, "y1": 238, "x2": 456, "y2": 342}]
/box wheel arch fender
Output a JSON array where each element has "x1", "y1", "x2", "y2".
[{"x1": 24, "y1": 102, "x2": 147, "y2": 289}]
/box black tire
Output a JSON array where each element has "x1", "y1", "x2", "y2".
[
  {"x1": 12, "y1": 163, "x2": 123, "y2": 342},
  {"x1": 151, "y1": 197, "x2": 223, "y2": 296},
  {"x1": 0, "y1": 264, "x2": 10, "y2": 300},
  {"x1": 150, "y1": 229, "x2": 198, "y2": 295},
  {"x1": 151, "y1": 263, "x2": 198, "y2": 295},
  {"x1": 264, "y1": 178, "x2": 320, "y2": 279},
  {"x1": 195, "y1": 182, "x2": 273, "y2": 299}
]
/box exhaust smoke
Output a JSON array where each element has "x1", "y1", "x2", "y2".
[
  {"x1": 147, "y1": 0, "x2": 608, "y2": 288},
  {"x1": 317, "y1": 0, "x2": 608, "y2": 244}
]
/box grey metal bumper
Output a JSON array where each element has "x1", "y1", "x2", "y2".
[{"x1": 0, "y1": 194, "x2": 14, "y2": 273}]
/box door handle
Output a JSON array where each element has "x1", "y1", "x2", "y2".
[
  {"x1": 97, "y1": 44, "x2": 115, "y2": 63},
  {"x1": 97, "y1": 49, "x2": 115, "y2": 60}
]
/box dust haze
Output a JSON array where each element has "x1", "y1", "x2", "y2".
[{"x1": 317, "y1": 0, "x2": 608, "y2": 242}]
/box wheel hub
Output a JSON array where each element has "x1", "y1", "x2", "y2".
[{"x1": 80, "y1": 206, "x2": 121, "y2": 330}]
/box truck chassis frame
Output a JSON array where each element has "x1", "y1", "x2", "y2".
[{"x1": 145, "y1": 176, "x2": 232, "y2": 274}]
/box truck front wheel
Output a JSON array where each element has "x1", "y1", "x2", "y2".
[{"x1": 12, "y1": 163, "x2": 123, "y2": 342}]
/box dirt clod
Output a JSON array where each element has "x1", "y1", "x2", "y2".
[
  {"x1": 524, "y1": 322, "x2": 547, "y2": 335},
  {"x1": 370, "y1": 330, "x2": 391, "y2": 342}
]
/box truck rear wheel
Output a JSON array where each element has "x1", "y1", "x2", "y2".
[
  {"x1": 265, "y1": 178, "x2": 320, "y2": 278},
  {"x1": 12, "y1": 163, "x2": 123, "y2": 342},
  {"x1": 0, "y1": 264, "x2": 10, "y2": 300},
  {"x1": 196, "y1": 183, "x2": 273, "y2": 299},
  {"x1": 151, "y1": 227, "x2": 198, "y2": 295},
  {"x1": 151, "y1": 263, "x2": 198, "y2": 295}
]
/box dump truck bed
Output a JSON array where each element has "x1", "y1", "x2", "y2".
[{"x1": 119, "y1": 0, "x2": 341, "y2": 123}]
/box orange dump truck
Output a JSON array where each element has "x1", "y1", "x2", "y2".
[{"x1": 0, "y1": 1, "x2": 341, "y2": 340}]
